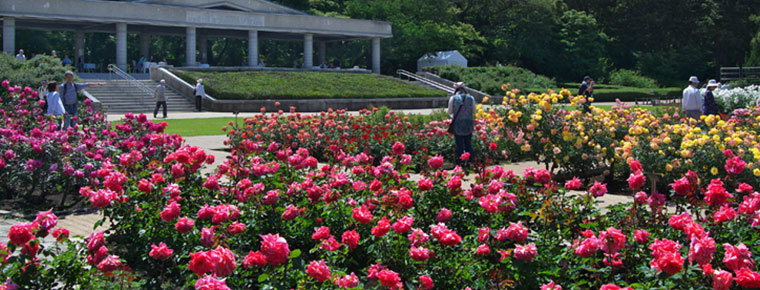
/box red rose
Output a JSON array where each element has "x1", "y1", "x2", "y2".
[
  {"x1": 599, "y1": 227, "x2": 626, "y2": 254},
  {"x1": 476, "y1": 244, "x2": 490, "y2": 256},
  {"x1": 8, "y1": 222, "x2": 36, "y2": 246},
  {"x1": 195, "y1": 275, "x2": 230, "y2": 290},
  {"x1": 377, "y1": 269, "x2": 402, "y2": 289},
  {"x1": 514, "y1": 243, "x2": 537, "y2": 261},
  {"x1": 436, "y1": 208, "x2": 452, "y2": 223},
  {"x1": 351, "y1": 206, "x2": 373, "y2": 224},
  {"x1": 227, "y1": 222, "x2": 246, "y2": 235},
  {"x1": 392, "y1": 216, "x2": 413, "y2": 234},
  {"x1": 371, "y1": 217, "x2": 391, "y2": 237},
  {"x1": 306, "y1": 260, "x2": 331, "y2": 282},
  {"x1": 211, "y1": 246, "x2": 236, "y2": 277},
  {"x1": 52, "y1": 228, "x2": 69, "y2": 242},
  {"x1": 97, "y1": 255, "x2": 123, "y2": 272},
  {"x1": 409, "y1": 246, "x2": 431, "y2": 261},
  {"x1": 504, "y1": 221, "x2": 529, "y2": 243},
  {"x1": 312, "y1": 226, "x2": 331, "y2": 241},
  {"x1": 341, "y1": 230, "x2": 360, "y2": 250},
  {"x1": 149, "y1": 242, "x2": 174, "y2": 260},
  {"x1": 564, "y1": 177, "x2": 582, "y2": 190},
  {"x1": 242, "y1": 251, "x2": 267, "y2": 268},
  {"x1": 712, "y1": 269, "x2": 734, "y2": 290},
  {"x1": 334, "y1": 273, "x2": 359, "y2": 288},
  {"x1": 427, "y1": 155, "x2": 443, "y2": 169},
  {"x1": 634, "y1": 230, "x2": 650, "y2": 244},
  {"x1": 175, "y1": 217, "x2": 195, "y2": 233},
  {"x1": 160, "y1": 201, "x2": 181, "y2": 222},
  {"x1": 419, "y1": 275, "x2": 434, "y2": 290},
  {"x1": 391, "y1": 142, "x2": 405, "y2": 155},
  {"x1": 736, "y1": 268, "x2": 760, "y2": 288},
  {"x1": 188, "y1": 251, "x2": 215, "y2": 276},
  {"x1": 260, "y1": 234, "x2": 290, "y2": 266},
  {"x1": 671, "y1": 177, "x2": 691, "y2": 196},
  {"x1": 627, "y1": 173, "x2": 646, "y2": 190}
]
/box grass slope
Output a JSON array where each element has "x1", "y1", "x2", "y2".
[{"x1": 172, "y1": 70, "x2": 444, "y2": 100}]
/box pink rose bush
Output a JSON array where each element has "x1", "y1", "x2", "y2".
[{"x1": 5, "y1": 78, "x2": 760, "y2": 288}]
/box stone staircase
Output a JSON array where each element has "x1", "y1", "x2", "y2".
[{"x1": 83, "y1": 80, "x2": 196, "y2": 114}]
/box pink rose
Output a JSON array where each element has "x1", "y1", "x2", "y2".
[
  {"x1": 306, "y1": 260, "x2": 331, "y2": 282},
  {"x1": 149, "y1": 242, "x2": 174, "y2": 260}
]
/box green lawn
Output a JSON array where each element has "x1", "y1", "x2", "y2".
[
  {"x1": 114, "y1": 117, "x2": 235, "y2": 137},
  {"x1": 171, "y1": 70, "x2": 444, "y2": 100}
]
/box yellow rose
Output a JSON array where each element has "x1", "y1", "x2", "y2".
[{"x1": 711, "y1": 167, "x2": 719, "y2": 175}]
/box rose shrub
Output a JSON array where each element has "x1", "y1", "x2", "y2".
[{"x1": 4, "y1": 77, "x2": 760, "y2": 289}]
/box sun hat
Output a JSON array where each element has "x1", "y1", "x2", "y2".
[
  {"x1": 706, "y1": 79, "x2": 720, "y2": 88},
  {"x1": 688, "y1": 76, "x2": 699, "y2": 83},
  {"x1": 197, "y1": 79, "x2": 202, "y2": 84},
  {"x1": 160, "y1": 79, "x2": 166, "y2": 84},
  {"x1": 453, "y1": 82, "x2": 465, "y2": 89}
]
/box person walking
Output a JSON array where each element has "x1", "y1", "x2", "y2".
[
  {"x1": 154, "y1": 79, "x2": 168, "y2": 119},
  {"x1": 682, "y1": 76, "x2": 702, "y2": 120},
  {"x1": 194, "y1": 79, "x2": 205, "y2": 112},
  {"x1": 578, "y1": 76, "x2": 594, "y2": 113},
  {"x1": 702, "y1": 79, "x2": 720, "y2": 116},
  {"x1": 15, "y1": 49, "x2": 25, "y2": 61},
  {"x1": 61, "y1": 71, "x2": 105, "y2": 130},
  {"x1": 38, "y1": 79, "x2": 49, "y2": 113},
  {"x1": 448, "y1": 82, "x2": 476, "y2": 169},
  {"x1": 45, "y1": 82, "x2": 66, "y2": 130}
]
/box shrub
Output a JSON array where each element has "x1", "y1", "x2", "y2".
[
  {"x1": 608, "y1": 69, "x2": 658, "y2": 88},
  {"x1": 171, "y1": 70, "x2": 444, "y2": 100},
  {"x1": 0, "y1": 54, "x2": 72, "y2": 88},
  {"x1": 424, "y1": 65, "x2": 556, "y2": 95}
]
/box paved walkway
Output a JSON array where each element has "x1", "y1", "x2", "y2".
[{"x1": 105, "y1": 102, "x2": 632, "y2": 122}]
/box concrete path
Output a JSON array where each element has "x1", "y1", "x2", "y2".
[{"x1": 105, "y1": 102, "x2": 635, "y2": 122}]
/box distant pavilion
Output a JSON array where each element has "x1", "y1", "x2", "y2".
[{"x1": 0, "y1": 0, "x2": 392, "y2": 73}]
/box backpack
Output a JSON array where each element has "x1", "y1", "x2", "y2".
[{"x1": 62, "y1": 83, "x2": 79, "y2": 105}]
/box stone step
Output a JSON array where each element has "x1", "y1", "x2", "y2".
[{"x1": 85, "y1": 79, "x2": 195, "y2": 113}]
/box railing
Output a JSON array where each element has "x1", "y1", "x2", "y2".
[
  {"x1": 396, "y1": 69, "x2": 454, "y2": 94},
  {"x1": 107, "y1": 64, "x2": 153, "y2": 106},
  {"x1": 720, "y1": 66, "x2": 760, "y2": 82}
]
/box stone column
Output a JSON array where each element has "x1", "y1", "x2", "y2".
[
  {"x1": 74, "y1": 31, "x2": 85, "y2": 64},
  {"x1": 186, "y1": 27, "x2": 197, "y2": 66},
  {"x1": 248, "y1": 30, "x2": 258, "y2": 66},
  {"x1": 372, "y1": 38, "x2": 381, "y2": 74},
  {"x1": 318, "y1": 41, "x2": 326, "y2": 66},
  {"x1": 3, "y1": 17, "x2": 15, "y2": 55},
  {"x1": 115, "y1": 23, "x2": 128, "y2": 70},
  {"x1": 198, "y1": 34, "x2": 208, "y2": 64},
  {"x1": 139, "y1": 33, "x2": 150, "y2": 59},
  {"x1": 303, "y1": 34, "x2": 313, "y2": 69}
]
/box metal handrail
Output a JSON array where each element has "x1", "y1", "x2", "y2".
[
  {"x1": 107, "y1": 64, "x2": 153, "y2": 106},
  {"x1": 396, "y1": 69, "x2": 454, "y2": 93}
]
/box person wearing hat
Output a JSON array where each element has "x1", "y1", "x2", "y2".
[
  {"x1": 15, "y1": 49, "x2": 25, "y2": 61},
  {"x1": 154, "y1": 79, "x2": 168, "y2": 118},
  {"x1": 448, "y1": 82, "x2": 477, "y2": 170},
  {"x1": 682, "y1": 76, "x2": 703, "y2": 120},
  {"x1": 578, "y1": 76, "x2": 595, "y2": 113},
  {"x1": 702, "y1": 79, "x2": 721, "y2": 116},
  {"x1": 61, "y1": 71, "x2": 106, "y2": 130},
  {"x1": 45, "y1": 81, "x2": 66, "y2": 130},
  {"x1": 194, "y1": 79, "x2": 205, "y2": 112}
]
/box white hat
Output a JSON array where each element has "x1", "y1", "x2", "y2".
[
  {"x1": 453, "y1": 82, "x2": 465, "y2": 89},
  {"x1": 197, "y1": 79, "x2": 203, "y2": 83},
  {"x1": 688, "y1": 76, "x2": 699, "y2": 83},
  {"x1": 160, "y1": 79, "x2": 166, "y2": 84},
  {"x1": 706, "y1": 79, "x2": 720, "y2": 88}
]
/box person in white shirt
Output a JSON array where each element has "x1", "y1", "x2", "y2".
[
  {"x1": 45, "y1": 82, "x2": 66, "y2": 130},
  {"x1": 682, "y1": 76, "x2": 702, "y2": 120},
  {"x1": 15, "y1": 49, "x2": 25, "y2": 61},
  {"x1": 194, "y1": 79, "x2": 205, "y2": 112}
]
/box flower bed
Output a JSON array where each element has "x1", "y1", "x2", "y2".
[
  {"x1": 4, "y1": 78, "x2": 760, "y2": 288},
  {"x1": 0, "y1": 80, "x2": 174, "y2": 210}
]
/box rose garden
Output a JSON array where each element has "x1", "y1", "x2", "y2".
[{"x1": 1, "y1": 69, "x2": 760, "y2": 290}]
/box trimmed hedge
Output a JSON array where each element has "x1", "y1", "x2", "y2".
[
  {"x1": 423, "y1": 65, "x2": 556, "y2": 96},
  {"x1": 171, "y1": 70, "x2": 444, "y2": 100}
]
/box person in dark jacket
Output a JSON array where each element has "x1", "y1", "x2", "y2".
[
  {"x1": 702, "y1": 79, "x2": 720, "y2": 116},
  {"x1": 578, "y1": 76, "x2": 594, "y2": 113}
]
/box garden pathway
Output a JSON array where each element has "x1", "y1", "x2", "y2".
[
  {"x1": 0, "y1": 212, "x2": 108, "y2": 249},
  {"x1": 105, "y1": 102, "x2": 625, "y2": 122}
]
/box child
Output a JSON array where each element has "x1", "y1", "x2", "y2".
[{"x1": 46, "y1": 81, "x2": 66, "y2": 130}]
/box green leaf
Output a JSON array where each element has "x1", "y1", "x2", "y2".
[
  {"x1": 258, "y1": 273, "x2": 269, "y2": 283},
  {"x1": 290, "y1": 249, "x2": 301, "y2": 258}
]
